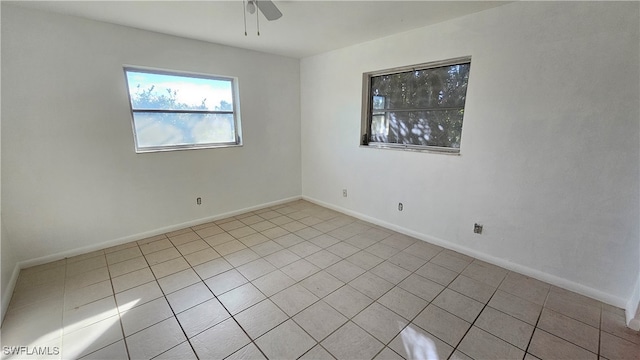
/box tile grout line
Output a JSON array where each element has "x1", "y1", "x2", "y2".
[
  {"x1": 369, "y1": 247, "x2": 503, "y2": 358},
  {"x1": 241, "y1": 219, "x2": 344, "y2": 358},
  {"x1": 190, "y1": 211, "x2": 309, "y2": 359},
  {"x1": 195, "y1": 249, "x2": 272, "y2": 360},
  {"x1": 136, "y1": 232, "x2": 202, "y2": 360},
  {"x1": 223, "y1": 214, "x2": 390, "y2": 358},
  {"x1": 238, "y1": 204, "x2": 356, "y2": 358},
  {"x1": 267, "y1": 233, "x2": 469, "y2": 359},
  {"x1": 299, "y1": 234, "x2": 401, "y2": 344},
  {"x1": 66, "y1": 252, "x2": 124, "y2": 360},
  {"x1": 439, "y1": 257, "x2": 487, "y2": 359},
  {"x1": 598, "y1": 305, "x2": 603, "y2": 358},
  {"x1": 106, "y1": 247, "x2": 133, "y2": 360},
  {"x1": 58, "y1": 260, "x2": 69, "y2": 360},
  {"x1": 522, "y1": 285, "x2": 552, "y2": 359},
  {"x1": 533, "y1": 290, "x2": 605, "y2": 358},
  {"x1": 162, "y1": 224, "x2": 270, "y2": 359},
  {"x1": 156, "y1": 254, "x2": 229, "y2": 354},
  {"x1": 300, "y1": 235, "x2": 447, "y2": 359},
  {"x1": 367, "y1": 244, "x2": 450, "y2": 359},
  {"x1": 359, "y1": 251, "x2": 482, "y2": 359}
]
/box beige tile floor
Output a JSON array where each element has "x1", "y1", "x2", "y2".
[{"x1": 2, "y1": 200, "x2": 639, "y2": 360}]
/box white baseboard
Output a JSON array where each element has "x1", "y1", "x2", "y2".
[
  {"x1": 625, "y1": 277, "x2": 640, "y2": 330},
  {"x1": 303, "y1": 196, "x2": 628, "y2": 309},
  {"x1": 1, "y1": 262, "x2": 21, "y2": 323},
  {"x1": 2, "y1": 196, "x2": 300, "y2": 323},
  {"x1": 16, "y1": 196, "x2": 302, "y2": 273}
]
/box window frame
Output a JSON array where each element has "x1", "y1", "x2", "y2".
[
  {"x1": 360, "y1": 56, "x2": 471, "y2": 155},
  {"x1": 123, "y1": 66, "x2": 243, "y2": 153}
]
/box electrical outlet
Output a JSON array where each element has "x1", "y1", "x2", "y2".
[
  {"x1": 343, "y1": 189, "x2": 348, "y2": 197},
  {"x1": 398, "y1": 202, "x2": 403, "y2": 211},
  {"x1": 197, "y1": 197, "x2": 202, "y2": 205},
  {"x1": 474, "y1": 223, "x2": 483, "y2": 234}
]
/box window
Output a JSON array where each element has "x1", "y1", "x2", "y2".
[
  {"x1": 124, "y1": 67, "x2": 242, "y2": 153},
  {"x1": 361, "y1": 57, "x2": 471, "y2": 153}
]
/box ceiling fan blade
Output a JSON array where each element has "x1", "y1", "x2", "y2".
[{"x1": 256, "y1": 0, "x2": 282, "y2": 21}]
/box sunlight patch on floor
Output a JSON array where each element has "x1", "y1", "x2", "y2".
[
  {"x1": 400, "y1": 324, "x2": 440, "y2": 360},
  {"x1": 59, "y1": 299, "x2": 138, "y2": 359}
]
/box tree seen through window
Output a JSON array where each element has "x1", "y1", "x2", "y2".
[
  {"x1": 365, "y1": 59, "x2": 470, "y2": 151},
  {"x1": 124, "y1": 68, "x2": 240, "y2": 152}
]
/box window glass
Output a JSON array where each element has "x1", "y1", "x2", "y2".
[
  {"x1": 124, "y1": 68, "x2": 241, "y2": 152},
  {"x1": 363, "y1": 58, "x2": 470, "y2": 152}
]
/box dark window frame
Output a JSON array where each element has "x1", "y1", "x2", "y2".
[{"x1": 361, "y1": 56, "x2": 471, "y2": 154}]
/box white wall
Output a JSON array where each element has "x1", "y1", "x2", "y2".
[
  {"x1": 0, "y1": 2, "x2": 18, "y2": 319},
  {"x1": 1, "y1": 5, "x2": 301, "y2": 263},
  {"x1": 1, "y1": 222, "x2": 19, "y2": 320},
  {"x1": 301, "y1": 1, "x2": 639, "y2": 307}
]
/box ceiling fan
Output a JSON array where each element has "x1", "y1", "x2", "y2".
[
  {"x1": 243, "y1": 0, "x2": 282, "y2": 36},
  {"x1": 246, "y1": 0, "x2": 282, "y2": 21}
]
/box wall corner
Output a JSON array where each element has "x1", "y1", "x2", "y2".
[{"x1": 626, "y1": 276, "x2": 640, "y2": 330}]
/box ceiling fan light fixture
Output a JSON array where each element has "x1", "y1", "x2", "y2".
[
  {"x1": 246, "y1": 0, "x2": 256, "y2": 14},
  {"x1": 242, "y1": 0, "x2": 281, "y2": 36}
]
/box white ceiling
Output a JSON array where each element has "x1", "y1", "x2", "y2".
[{"x1": 10, "y1": 1, "x2": 509, "y2": 58}]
